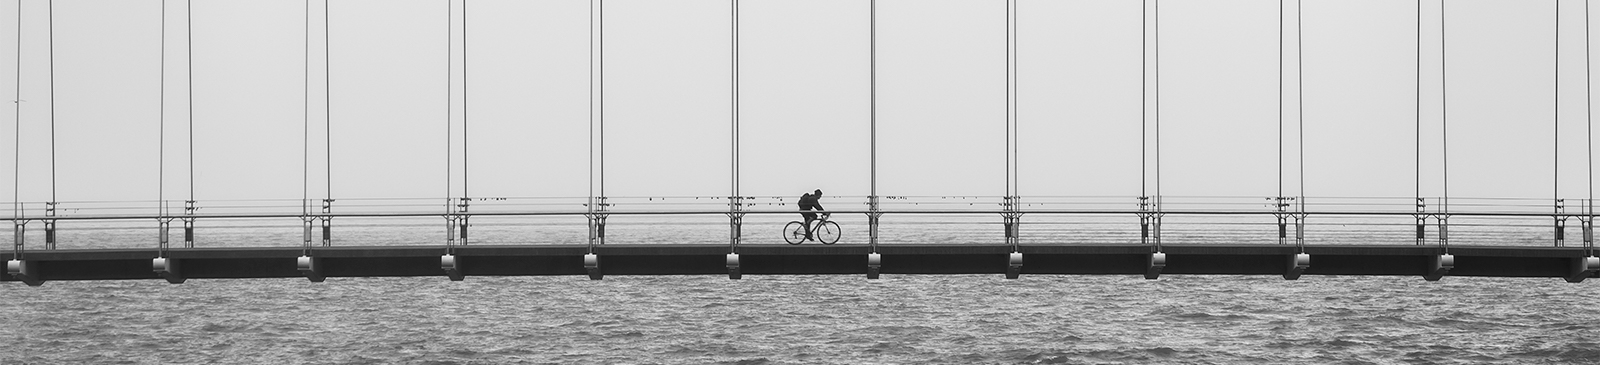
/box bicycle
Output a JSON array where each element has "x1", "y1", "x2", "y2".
[{"x1": 783, "y1": 212, "x2": 841, "y2": 245}]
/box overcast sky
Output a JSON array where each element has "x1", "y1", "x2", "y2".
[{"x1": 2, "y1": 0, "x2": 1597, "y2": 211}]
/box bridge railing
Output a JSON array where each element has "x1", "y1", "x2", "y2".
[{"x1": 3, "y1": 195, "x2": 1593, "y2": 250}]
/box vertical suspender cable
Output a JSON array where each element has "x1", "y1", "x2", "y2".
[
  {"x1": 303, "y1": 0, "x2": 309, "y2": 217},
  {"x1": 159, "y1": 0, "x2": 166, "y2": 219},
  {"x1": 324, "y1": 0, "x2": 331, "y2": 205},
  {"x1": 870, "y1": 0, "x2": 876, "y2": 211},
  {"x1": 1141, "y1": 0, "x2": 1147, "y2": 200},
  {"x1": 187, "y1": 0, "x2": 194, "y2": 204},
  {"x1": 12, "y1": 0, "x2": 21, "y2": 225},
  {"x1": 322, "y1": 0, "x2": 332, "y2": 247},
  {"x1": 1298, "y1": 0, "x2": 1305, "y2": 212},
  {"x1": 460, "y1": 0, "x2": 470, "y2": 245},
  {"x1": 600, "y1": 0, "x2": 605, "y2": 199},
  {"x1": 186, "y1": 0, "x2": 195, "y2": 249},
  {"x1": 47, "y1": 0, "x2": 56, "y2": 250},
  {"x1": 446, "y1": 0, "x2": 459, "y2": 250},
  {"x1": 1558, "y1": 0, "x2": 1563, "y2": 229},
  {"x1": 1155, "y1": 0, "x2": 1162, "y2": 211},
  {"x1": 1416, "y1": 0, "x2": 1422, "y2": 215},
  {"x1": 731, "y1": 0, "x2": 738, "y2": 198},
  {"x1": 1011, "y1": 0, "x2": 1018, "y2": 200},
  {"x1": 463, "y1": 0, "x2": 468, "y2": 205},
  {"x1": 587, "y1": 0, "x2": 594, "y2": 212},
  {"x1": 730, "y1": 0, "x2": 741, "y2": 254},
  {"x1": 48, "y1": 0, "x2": 55, "y2": 209},
  {"x1": 1587, "y1": 0, "x2": 1594, "y2": 255},
  {"x1": 1005, "y1": 0, "x2": 1012, "y2": 200},
  {"x1": 869, "y1": 0, "x2": 879, "y2": 254},
  {"x1": 1442, "y1": 0, "x2": 1449, "y2": 219},
  {"x1": 1278, "y1": 0, "x2": 1284, "y2": 205},
  {"x1": 301, "y1": 0, "x2": 311, "y2": 255},
  {"x1": 446, "y1": 0, "x2": 452, "y2": 212}
]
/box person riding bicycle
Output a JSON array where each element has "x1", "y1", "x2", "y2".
[{"x1": 798, "y1": 189, "x2": 825, "y2": 241}]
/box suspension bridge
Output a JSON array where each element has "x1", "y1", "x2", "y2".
[{"x1": 7, "y1": 1, "x2": 1600, "y2": 286}]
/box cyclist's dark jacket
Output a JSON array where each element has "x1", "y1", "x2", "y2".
[{"x1": 798, "y1": 193, "x2": 824, "y2": 211}]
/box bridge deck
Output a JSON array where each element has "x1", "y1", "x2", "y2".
[{"x1": 4, "y1": 244, "x2": 1597, "y2": 284}]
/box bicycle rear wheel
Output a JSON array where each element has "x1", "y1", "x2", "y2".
[
  {"x1": 783, "y1": 221, "x2": 807, "y2": 245},
  {"x1": 817, "y1": 221, "x2": 841, "y2": 245}
]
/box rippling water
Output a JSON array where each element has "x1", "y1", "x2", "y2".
[
  {"x1": 6, "y1": 217, "x2": 1600, "y2": 364},
  {"x1": 5, "y1": 273, "x2": 1599, "y2": 364}
]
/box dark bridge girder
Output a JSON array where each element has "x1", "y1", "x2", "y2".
[{"x1": 3, "y1": 244, "x2": 1597, "y2": 285}]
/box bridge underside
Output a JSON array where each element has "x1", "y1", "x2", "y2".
[{"x1": 4, "y1": 244, "x2": 1597, "y2": 285}]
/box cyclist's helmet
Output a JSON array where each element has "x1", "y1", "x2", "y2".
[{"x1": 814, "y1": 189, "x2": 823, "y2": 196}]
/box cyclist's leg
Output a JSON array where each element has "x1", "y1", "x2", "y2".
[{"x1": 802, "y1": 211, "x2": 817, "y2": 240}]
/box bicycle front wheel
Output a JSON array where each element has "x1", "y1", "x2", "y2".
[
  {"x1": 817, "y1": 221, "x2": 841, "y2": 245},
  {"x1": 783, "y1": 221, "x2": 806, "y2": 245}
]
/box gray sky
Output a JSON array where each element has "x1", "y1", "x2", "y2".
[{"x1": 2, "y1": 0, "x2": 1596, "y2": 210}]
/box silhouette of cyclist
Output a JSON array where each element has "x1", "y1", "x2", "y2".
[{"x1": 798, "y1": 189, "x2": 825, "y2": 241}]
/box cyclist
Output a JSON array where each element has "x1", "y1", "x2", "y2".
[{"x1": 798, "y1": 189, "x2": 825, "y2": 241}]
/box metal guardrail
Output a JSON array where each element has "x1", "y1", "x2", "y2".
[{"x1": 3, "y1": 195, "x2": 1596, "y2": 254}]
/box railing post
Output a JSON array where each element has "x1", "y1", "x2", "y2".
[
  {"x1": 1585, "y1": 200, "x2": 1595, "y2": 256},
  {"x1": 866, "y1": 195, "x2": 882, "y2": 279},
  {"x1": 44, "y1": 202, "x2": 56, "y2": 250},
  {"x1": 300, "y1": 205, "x2": 314, "y2": 255},
  {"x1": 1555, "y1": 198, "x2": 1567, "y2": 247},
  {"x1": 320, "y1": 199, "x2": 334, "y2": 247},
  {"x1": 12, "y1": 220, "x2": 26, "y2": 260},
  {"x1": 588, "y1": 196, "x2": 608, "y2": 246},
  {"x1": 157, "y1": 204, "x2": 172, "y2": 255},
  {"x1": 583, "y1": 196, "x2": 608, "y2": 280},
  {"x1": 726, "y1": 196, "x2": 745, "y2": 280},
  {"x1": 1001, "y1": 196, "x2": 1021, "y2": 250},
  {"x1": 439, "y1": 197, "x2": 464, "y2": 281},
  {"x1": 1273, "y1": 196, "x2": 1289, "y2": 245},
  {"x1": 1437, "y1": 214, "x2": 1450, "y2": 251},
  {"x1": 445, "y1": 198, "x2": 458, "y2": 250},
  {"x1": 457, "y1": 197, "x2": 471, "y2": 246},
  {"x1": 867, "y1": 195, "x2": 880, "y2": 253},
  {"x1": 182, "y1": 200, "x2": 196, "y2": 248},
  {"x1": 1294, "y1": 212, "x2": 1306, "y2": 247},
  {"x1": 1001, "y1": 195, "x2": 1023, "y2": 279},
  {"x1": 1414, "y1": 198, "x2": 1427, "y2": 246},
  {"x1": 726, "y1": 196, "x2": 744, "y2": 250},
  {"x1": 297, "y1": 199, "x2": 325, "y2": 283},
  {"x1": 1138, "y1": 196, "x2": 1151, "y2": 246}
]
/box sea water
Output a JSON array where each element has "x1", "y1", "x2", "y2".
[{"x1": 3, "y1": 217, "x2": 1599, "y2": 364}]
